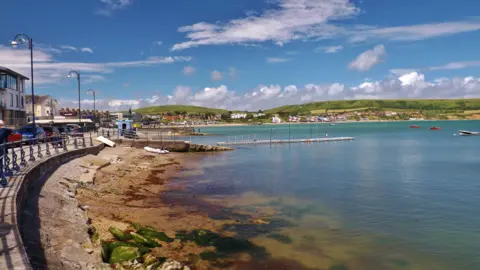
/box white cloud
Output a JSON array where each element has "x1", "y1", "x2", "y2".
[
  {"x1": 96, "y1": 0, "x2": 134, "y2": 16},
  {"x1": 350, "y1": 21, "x2": 480, "y2": 43},
  {"x1": 398, "y1": 72, "x2": 425, "y2": 86},
  {"x1": 61, "y1": 72, "x2": 480, "y2": 111},
  {"x1": 211, "y1": 70, "x2": 223, "y2": 81},
  {"x1": 171, "y1": 0, "x2": 480, "y2": 50},
  {"x1": 172, "y1": 0, "x2": 358, "y2": 50},
  {"x1": 60, "y1": 45, "x2": 78, "y2": 52},
  {"x1": 348, "y1": 45, "x2": 386, "y2": 72},
  {"x1": 0, "y1": 46, "x2": 191, "y2": 85},
  {"x1": 316, "y1": 45, "x2": 343, "y2": 53},
  {"x1": 80, "y1": 47, "x2": 94, "y2": 53},
  {"x1": 391, "y1": 60, "x2": 480, "y2": 75},
  {"x1": 155, "y1": 41, "x2": 163, "y2": 46},
  {"x1": 183, "y1": 66, "x2": 196, "y2": 75},
  {"x1": 267, "y1": 57, "x2": 290, "y2": 63}
]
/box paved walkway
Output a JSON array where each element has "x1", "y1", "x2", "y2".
[{"x1": 0, "y1": 139, "x2": 100, "y2": 269}]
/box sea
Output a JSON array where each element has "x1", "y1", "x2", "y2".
[{"x1": 166, "y1": 121, "x2": 480, "y2": 270}]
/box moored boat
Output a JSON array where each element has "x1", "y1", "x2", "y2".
[
  {"x1": 458, "y1": 130, "x2": 480, "y2": 136},
  {"x1": 410, "y1": 125, "x2": 420, "y2": 128},
  {"x1": 430, "y1": 127, "x2": 441, "y2": 130}
]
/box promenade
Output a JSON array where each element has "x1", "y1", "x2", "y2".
[{"x1": 0, "y1": 136, "x2": 101, "y2": 269}]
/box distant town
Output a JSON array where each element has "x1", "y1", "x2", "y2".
[{"x1": 2, "y1": 66, "x2": 480, "y2": 129}]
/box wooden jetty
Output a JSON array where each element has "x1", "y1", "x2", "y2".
[{"x1": 216, "y1": 137, "x2": 354, "y2": 146}]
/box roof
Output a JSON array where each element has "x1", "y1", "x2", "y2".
[
  {"x1": 25, "y1": 95, "x2": 54, "y2": 104},
  {"x1": 29, "y1": 119, "x2": 93, "y2": 124},
  {"x1": 0, "y1": 67, "x2": 29, "y2": 80}
]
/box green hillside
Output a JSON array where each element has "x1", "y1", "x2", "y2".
[
  {"x1": 133, "y1": 105, "x2": 227, "y2": 115},
  {"x1": 265, "y1": 99, "x2": 480, "y2": 114}
]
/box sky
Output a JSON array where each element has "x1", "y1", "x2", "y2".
[{"x1": 1, "y1": 0, "x2": 480, "y2": 111}]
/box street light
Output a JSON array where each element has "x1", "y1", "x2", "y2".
[
  {"x1": 87, "y1": 89, "x2": 96, "y2": 124},
  {"x1": 67, "y1": 70, "x2": 81, "y2": 124},
  {"x1": 11, "y1": 33, "x2": 35, "y2": 130}
]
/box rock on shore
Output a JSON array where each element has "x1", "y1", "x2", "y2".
[{"x1": 188, "y1": 143, "x2": 234, "y2": 152}]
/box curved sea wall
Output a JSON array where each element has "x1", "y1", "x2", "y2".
[{"x1": 0, "y1": 143, "x2": 104, "y2": 270}]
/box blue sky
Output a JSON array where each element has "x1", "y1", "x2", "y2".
[{"x1": 1, "y1": 0, "x2": 480, "y2": 111}]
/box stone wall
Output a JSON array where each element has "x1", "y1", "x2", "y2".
[
  {"x1": 0, "y1": 143, "x2": 105, "y2": 270},
  {"x1": 113, "y1": 139, "x2": 190, "y2": 152},
  {"x1": 113, "y1": 139, "x2": 234, "y2": 152}
]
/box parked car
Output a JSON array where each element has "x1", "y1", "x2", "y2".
[
  {"x1": 7, "y1": 129, "x2": 22, "y2": 143},
  {"x1": 18, "y1": 126, "x2": 47, "y2": 142},
  {"x1": 42, "y1": 126, "x2": 60, "y2": 137}
]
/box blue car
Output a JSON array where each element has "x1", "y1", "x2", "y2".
[{"x1": 18, "y1": 126, "x2": 47, "y2": 141}]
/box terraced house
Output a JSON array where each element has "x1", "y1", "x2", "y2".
[{"x1": 0, "y1": 67, "x2": 28, "y2": 126}]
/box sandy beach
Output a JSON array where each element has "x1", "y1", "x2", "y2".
[{"x1": 73, "y1": 147, "x2": 307, "y2": 269}]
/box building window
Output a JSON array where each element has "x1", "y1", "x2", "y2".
[
  {"x1": 19, "y1": 80, "x2": 24, "y2": 92},
  {"x1": 16, "y1": 95, "x2": 19, "y2": 108},
  {"x1": 21, "y1": 96, "x2": 24, "y2": 108},
  {"x1": 0, "y1": 74, "x2": 6, "y2": 88},
  {"x1": 9, "y1": 93, "x2": 13, "y2": 106},
  {"x1": 5, "y1": 75, "x2": 17, "y2": 90}
]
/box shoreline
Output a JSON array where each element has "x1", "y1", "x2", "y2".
[
  {"x1": 72, "y1": 147, "x2": 288, "y2": 269},
  {"x1": 183, "y1": 118, "x2": 480, "y2": 128}
]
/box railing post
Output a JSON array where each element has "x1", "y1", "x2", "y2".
[
  {"x1": 4, "y1": 144, "x2": 12, "y2": 177},
  {"x1": 0, "y1": 144, "x2": 6, "y2": 187},
  {"x1": 74, "y1": 137, "x2": 78, "y2": 149},
  {"x1": 54, "y1": 137, "x2": 59, "y2": 154},
  {"x1": 46, "y1": 138, "x2": 51, "y2": 156},
  {"x1": 82, "y1": 135, "x2": 86, "y2": 148},
  {"x1": 63, "y1": 136, "x2": 68, "y2": 151},
  {"x1": 29, "y1": 139, "x2": 35, "y2": 162},
  {"x1": 20, "y1": 140, "x2": 27, "y2": 167},
  {"x1": 90, "y1": 132, "x2": 93, "y2": 146},
  {"x1": 12, "y1": 143, "x2": 20, "y2": 172},
  {"x1": 37, "y1": 139, "x2": 43, "y2": 158}
]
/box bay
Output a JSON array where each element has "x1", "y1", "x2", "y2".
[{"x1": 170, "y1": 121, "x2": 480, "y2": 269}]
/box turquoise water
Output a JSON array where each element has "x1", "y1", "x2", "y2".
[{"x1": 175, "y1": 121, "x2": 480, "y2": 269}]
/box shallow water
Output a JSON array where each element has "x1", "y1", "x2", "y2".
[{"x1": 170, "y1": 121, "x2": 480, "y2": 269}]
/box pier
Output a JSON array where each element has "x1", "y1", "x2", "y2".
[{"x1": 216, "y1": 136, "x2": 354, "y2": 146}]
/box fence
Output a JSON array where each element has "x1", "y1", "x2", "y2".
[{"x1": 0, "y1": 133, "x2": 95, "y2": 187}]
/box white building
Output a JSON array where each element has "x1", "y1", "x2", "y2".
[
  {"x1": 253, "y1": 113, "x2": 265, "y2": 118},
  {"x1": 231, "y1": 113, "x2": 247, "y2": 119},
  {"x1": 272, "y1": 116, "x2": 282, "y2": 123},
  {"x1": 26, "y1": 95, "x2": 59, "y2": 120},
  {"x1": 0, "y1": 67, "x2": 28, "y2": 126}
]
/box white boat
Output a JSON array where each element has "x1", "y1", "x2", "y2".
[
  {"x1": 329, "y1": 123, "x2": 336, "y2": 126},
  {"x1": 458, "y1": 130, "x2": 480, "y2": 136}
]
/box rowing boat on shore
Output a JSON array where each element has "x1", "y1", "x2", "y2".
[{"x1": 458, "y1": 130, "x2": 480, "y2": 136}]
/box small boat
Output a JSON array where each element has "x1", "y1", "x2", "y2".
[
  {"x1": 430, "y1": 127, "x2": 441, "y2": 130},
  {"x1": 458, "y1": 130, "x2": 480, "y2": 136},
  {"x1": 329, "y1": 123, "x2": 336, "y2": 126},
  {"x1": 410, "y1": 125, "x2": 420, "y2": 128}
]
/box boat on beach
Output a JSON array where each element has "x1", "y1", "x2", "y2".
[
  {"x1": 458, "y1": 130, "x2": 480, "y2": 136},
  {"x1": 430, "y1": 127, "x2": 441, "y2": 130}
]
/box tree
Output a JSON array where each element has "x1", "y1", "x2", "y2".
[
  {"x1": 221, "y1": 113, "x2": 231, "y2": 120},
  {"x1": 258, "y1": 109, "x2": 263, "y2": 113},
  {"x1": 246, "y1": 113, "x2": 254, "y2": 119}
]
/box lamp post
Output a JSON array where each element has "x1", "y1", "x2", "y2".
[
  {"x1": 11, "y1": 33, "x2": 35, "y2": 130},
  {"x1": 67, "y1": 71, "x2": 81, "y2": 125},
  {"x1": 87, "y1": 89, "x2": 96, "y2": 124}
]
